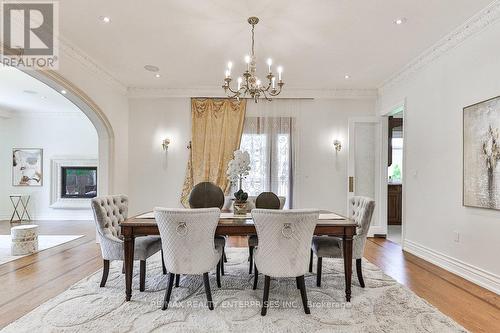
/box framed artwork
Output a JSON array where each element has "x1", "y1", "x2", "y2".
[
  {"x1": 12, "y1": 148, "x2": 43, "y2": 186},
  {"x1": 463, "y1": 96, "x2": 500, "y2": 210}
]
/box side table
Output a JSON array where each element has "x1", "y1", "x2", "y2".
[{"x1": 9, "y1": 194, "x2": 31, "y2": 223}]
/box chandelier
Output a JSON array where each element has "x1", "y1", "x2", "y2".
[{"x1": 222, "y1": 17, "x2": 284, "y2": 103}]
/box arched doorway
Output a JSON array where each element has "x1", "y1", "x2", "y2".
[{"x1": 24, "y1": 69, "x2": 115, "y2": 197}]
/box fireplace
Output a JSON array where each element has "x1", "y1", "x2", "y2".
[{"x1": 61, "y1": 166, "x2": 97, "y2": 199}]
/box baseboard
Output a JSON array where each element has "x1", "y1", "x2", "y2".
[
  {"x1": 368, "y1": 225, "x2": 386, "y2": 237},
  {"x1": 403, "y1": 239, "x2": 500, "y2": 295}
]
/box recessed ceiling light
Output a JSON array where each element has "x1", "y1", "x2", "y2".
[
  {"x1": 61, "y1": 89, "x2": 67, "y2": 94},
  {"x1": 344, "y1": 75, "x2": 350, "y2": 79},
  {"x1": 155, "y1": 73, "x2": 161, "y2": 78},
  {"x1": 23, "y1": 90, "x2": 37, "y2": 94},
  {"x1": 99, "y1": 16, "x2": 111, "y2": 23},
  {"x1": 41, "y1": 96, "x2": 47, "y2": 99},
  {"x1": 144, "y1": 65, "x2": 160, "y2": 72},
  {"x1": 394, "y1": 17, "x2": 407, "y2": 25}
]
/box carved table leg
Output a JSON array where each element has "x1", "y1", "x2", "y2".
[
  {"x1": 123, "y1": 228, "x2": 135, "y2": 301},
  {"x1": 343, "y1": 233, "x2": 353, "y2": 302}
]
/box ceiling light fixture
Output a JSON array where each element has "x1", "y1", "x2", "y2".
[
  {"x1": 222, "y1": 17, "x2": 284, "y2": 103},
  {"x1": 155, "y1": 73, "x2": 161, "y2": 78},
  {"x1": 394, "y1": 17, "x2": 407, "y2": 25},
  {"x1": 99, "y1": 16, "x2": 111, "y2": 23},
  {"x1": 344, "y1": 75, "x2": 350, "y2": 79}
]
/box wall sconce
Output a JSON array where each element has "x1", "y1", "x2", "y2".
[
  {"x1": 162, "y1": 138, "x2": 171, "y2": 151},
  {"x1": 333, "y1": 140, "x2": 342, "y2": 152}
]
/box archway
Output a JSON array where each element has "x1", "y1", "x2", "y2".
[{"x1": 23, "y1": 69, "x2": 115, "y2": 197}]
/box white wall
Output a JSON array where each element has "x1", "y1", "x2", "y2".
[
  {"x1": 379, "y1": 19, "x2": 500, "y2": 292},
  {"x1": 127, "y1": 97, "x2": 376, "y2": 216},
  {"x1": 0, "y1": 112, "x2": 98, "y2": 220}
]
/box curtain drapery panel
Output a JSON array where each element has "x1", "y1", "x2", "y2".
[
  {"x1": 181, "y1": 98, "x2": 246, "y2": 207},
  {"x1": 240, "y1": 116, "x2": 295, "y2": 208}
]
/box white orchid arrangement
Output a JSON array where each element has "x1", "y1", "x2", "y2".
[
  {"x1": 227, "y1": 150, "x2": 251, "y2": 185},
  {"x1": 227, "y1": 150, "x2": 251, "y2": 203}
]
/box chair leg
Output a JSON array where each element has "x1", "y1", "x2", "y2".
[
  {"x1": 161, "y1": 250, "x2": 167, "y2": 275},
  {"x1": 223, "y1": 248, "x2": 228, "y2": 263},
  {"x1": 175, "y1": 274, "x2": 180, "y2": 287},
  {"x1": 356, "y1": 258, "x2": 365, "y2": 288},
  {"x1": 162, "y1": 273, "x2": 175, "y2": 310},
  {"x1": 139, "y1": 260, "x2": 146, "y2": 292},
  {"x1": 122, "y1": 261, "x2": 125, "y2": 274},
  {"x1": 248, "y1": 246, "x2": 254, "y2": 274},
  {"x1": 316, "y1": 257, "x2": 322, "y2": 287},
  {"x1": 261, "y1": 275, "x2": 271, "y2": 316},
  {"x1": 100, "y1": 259, "x2": 110, "y2": 287},
  {"x1": 220, "y1": 253, "x2": 225, "y2": 276},
  {"x1": 216, "y1": 261, "x2": 222, "y2": 288},
  {"x1": 253, "y1": 264, "x2": 259, "y2": 290},
  {"x1": 309, "y1": 249, "x2": 313, "y2": 273},
  {"x1": 203, "y1": 272, "x2": 214, "y2": 310},
  {"x1": 297, "y1": 275, "x2": 311, "y2": 314}
]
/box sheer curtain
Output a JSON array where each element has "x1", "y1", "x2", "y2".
[{"x1": 239, "y1": 100, "x2": 302, "y2": 208}]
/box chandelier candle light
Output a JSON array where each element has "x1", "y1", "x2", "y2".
[{"x1": 222, "y1": 17, "x2": 284, "y2": 102}]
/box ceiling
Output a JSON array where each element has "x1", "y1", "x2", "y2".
[
  {"x1": 57, "y1": 0, "x2": 492, "y2": 91},
  {"x1": 0, "y1": 65, "x2": 80, "y2": 114}
]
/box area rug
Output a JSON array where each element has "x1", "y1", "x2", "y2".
[
  {"x1": 0, "y1": 235, "x2": 84, "y2": 265},
  {"x1": 1, "y1": 248, "x2": 466, "y2": 332}
]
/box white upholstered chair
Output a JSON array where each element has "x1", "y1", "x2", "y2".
[
  {"x1": 91, "y1": 195, "x2": 166, "y2": 291},
  {"x1": 310, "y1": 196, "x2": 375, "y2": 287},
  {"x1": 154, "y1": 207, "x2": 223, "y2": 310},
  {"x1": 247, "y1": 192, "x2": 285, "y2": 274},
  {"x1": 252, "y1": 209, "x2": 319, "y2": 316}
]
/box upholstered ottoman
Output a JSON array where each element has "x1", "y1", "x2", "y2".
[{"x1": 11, "y1": 224, "x2": 39, "y2": 256}]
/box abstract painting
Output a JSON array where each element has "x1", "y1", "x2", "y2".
[
  {"x1": 464, "y1": 96, "x2": 500, "y2": 210},
  {"x1": 12, "y1": 148, "x2": 43, "y2": 186}
]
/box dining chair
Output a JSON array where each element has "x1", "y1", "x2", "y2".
[
  {"x1": 248, "y1": 192, "x2": 283, "y2": 274},
  {"x1": 154, "y1": 208, "x2": 223, "y2": 310},
  {"x1": 188, "y1": 181, "x2": 227, "y2": 278},
  {"x1": 252, "y1": 209, "x2": 319, "y2": 316},
  {"x1": 310, "y1": 196, "x2": 375, "y2": 287},
  {"x1": 91, "y1": 195, "x2": 166, "y2": 291}
]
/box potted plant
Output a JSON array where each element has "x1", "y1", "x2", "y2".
[{"x1": 227, "y1": 150, "x2": 251, "y2": 215}]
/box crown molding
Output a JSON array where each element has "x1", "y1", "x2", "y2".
[
  {"x1": 58, "y1": 38, "x2": 128, "y2": 94},
  {"x1": 380, "y1": 0, "x2": 500, "y2": 92},
  {"x1": 127, "y1": 86, "x2": 378, "y2": 100}
]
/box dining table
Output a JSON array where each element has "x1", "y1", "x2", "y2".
[{"x1": 120, "y1": 210, "x2": 357, "y2": 302}]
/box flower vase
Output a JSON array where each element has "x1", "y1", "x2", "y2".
[{"x1": 233, "y1": 201, "x2": 247, "y2": 215}]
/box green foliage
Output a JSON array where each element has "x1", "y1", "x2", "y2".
[
  {"x1": 234, "y1": 189, "x2": 248, "y2": 203},
  {"x1": 392, "y1": 164, "x2": 401, "y2": 180}
]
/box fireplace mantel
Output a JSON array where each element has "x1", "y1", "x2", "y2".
[{"x1": 50, "y1": 157, "x2": 98, "y2": 209}]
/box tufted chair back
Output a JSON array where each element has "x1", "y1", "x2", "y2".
[
  {"x1": 252, "y1": 209, "x2": 319, "y2": 277},
  {"x1": 349, "y1": 196, "x2": 375, "y2": 259},
  {"x1": 154, "y1": 208, "x2": 221, "y2": 275},
  {"x1": 91, "y1": 195, "x2": 128, "y2": 241}
]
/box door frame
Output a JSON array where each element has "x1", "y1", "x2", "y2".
[
  {"x1": 347, "y1": 116, "x2": 384, "y2": 236},
  {"x1": 380, "y1": 99, "x2": 407, "y2": 247}
]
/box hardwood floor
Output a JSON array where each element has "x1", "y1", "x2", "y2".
[{"x1": 1, "y1": 221, "x2": 499, "y2": 332}]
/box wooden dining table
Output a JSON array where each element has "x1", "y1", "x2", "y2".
[{"x1": 121, "y1": 211, "x2": 357, "y2": 302}]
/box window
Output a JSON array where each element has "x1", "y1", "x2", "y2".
[{"x1": 239, "y1": 117, "x2": 294, "y2": 207}]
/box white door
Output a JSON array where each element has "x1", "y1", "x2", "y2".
[{"x1": 347, "y1": 117, "x2": 382, "y2": 236}]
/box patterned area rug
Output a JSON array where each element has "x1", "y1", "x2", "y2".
[{"x1": 1, "y1": 248, "x2": 466, "y2": 332}]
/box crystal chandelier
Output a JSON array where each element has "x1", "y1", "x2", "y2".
[{"x1": 222, "y1": 17, "x2": 284, "y2": 103}]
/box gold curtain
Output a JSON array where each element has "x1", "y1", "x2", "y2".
[{"x1": 180, "y1": 98, "x2": 246, "y2": 207}]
